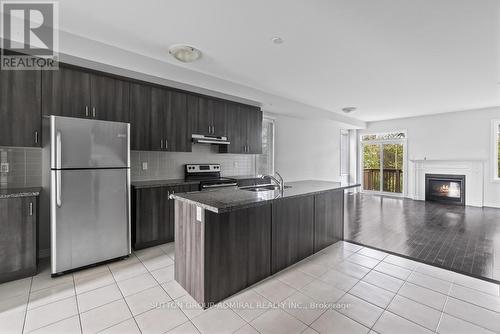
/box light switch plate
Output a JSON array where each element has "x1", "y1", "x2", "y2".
[
  {"x1": 196, "y1": 206, "x2": 202, "y2": 222},
  {"x1": 142, "y1": 162, "x2": 148, "y2": 170},
  {"x1": 0, "y1": 163, "x2": 9, "y2": 173}
]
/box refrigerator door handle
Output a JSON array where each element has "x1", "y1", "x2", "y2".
[
  {"x1": 56, "y1": 131, "x2": 62, "y2": 169},
  {"x1": 56, "y1": 171, "x2": 62, "y2": 207}
]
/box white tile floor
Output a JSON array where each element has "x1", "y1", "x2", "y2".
[{"x1": 1, "y1": 241, "x2": 500, "y2": 334}]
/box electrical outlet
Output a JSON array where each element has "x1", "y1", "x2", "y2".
[
  {"x1": 233, "y1": 161, "x2": 238, "y2": 168},
  {"x1": 142, "y1": 162, "x2": 148, "y2": 170},
  {"x1": 0, "y1": 163, "x2": 9, "y2": 173}
]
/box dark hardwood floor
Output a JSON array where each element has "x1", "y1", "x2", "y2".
[{"x1": 345, "y1": 193, "x2": 500, "y2": 282}]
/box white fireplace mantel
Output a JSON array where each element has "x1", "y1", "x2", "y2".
[{"x1": 412, "y1": 159, "x2": 484, "y2": 207}]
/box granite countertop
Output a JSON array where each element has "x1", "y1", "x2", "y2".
[
  {"x1": 0, "y1": 187, "x2": 41, "y2": 199},
  {"x1": 171, "y1": 180, "x2": 360, "y2": 213},
  {"x1": 131, "y1": 179, "x2": 200, "y2": 189}
]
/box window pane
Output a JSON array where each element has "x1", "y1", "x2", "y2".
[
  {"x1": 497, "y1": 124, "x2": 500, "y2": 178},
  {"x1": 363, "y1": 144, "x2": 380, "y2": 191},
  {"x1": 362, "y1": 132, "x2": 406, "y2": 141},
  {"x1": 382, "y1": 143, "x2": 403, "y2": 193},
  {"x1": 340, "y1": 132, "x2": 349, "y2": 175},
  {"x1": 256, "y1": 118, "x2": 274, "y2": 175}
]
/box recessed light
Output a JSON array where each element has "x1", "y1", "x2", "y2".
[
  {"x1": 342, "y1": 107, "x2": 357, "y2": 114},
  {"x1": 169, "y1": 45, "x2": 202, "y2": 63},
  {"x1": 271, "y1": 36, "x2": 284, "y2": 44}
]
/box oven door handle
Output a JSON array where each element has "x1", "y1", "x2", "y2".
[{"x1": 201, "y1": 183, "x2": 238, "y2": 189}]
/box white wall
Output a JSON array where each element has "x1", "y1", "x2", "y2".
[
  {"x1": 360, "y1": 107, "x2": 500, "y2": 208},
  {"x1": 36, "y1": 31, "x2": 365, "y2": 128},
  {"x1": 272, "y1": 114, "x2": 342, "y2": 182}
]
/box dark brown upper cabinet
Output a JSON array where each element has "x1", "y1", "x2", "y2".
[
  {"x1": 36, "y1": 63, "x2": 263, "y2": 154},
  {"x1": 225, "y1": 104, "x2": 246, "y2": 153},
  {"x1": 189, "y1": 96, "x2": 227, "y2": 137},
  {"x1": 42, "y1": 66, "x2": 129, "y2": 122},
  {"x1": 151, "y1": 87, "x2": 191, "y2": 152},
  {"x1": 165, "y1": 90, "x2": 190, "y2": 152},
  {"x1": 245, "y1": 106, "x2": 263, "y2": 154},
  {"x1": 0, "y1": 69, "x2": 41, "y2": 147},
  {"x1": 225, "y1": 104, "x2": 262, "y2": 154},
  {"x1": 42, "y1": 66, "x2": 90, "y2": 118},
  {"x1": 90, "y1": 74, "x2": 130, "y2": 122},
  {"x1": 130, "y1": 83, "x2": 191, "y2": 152},
  {"x1": 129, "y1": 83, "x2": 153, "y2": 150}
]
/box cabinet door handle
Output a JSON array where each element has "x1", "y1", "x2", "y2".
[
  {"x1": 208, "y1": 125, "x2": 211, "y2": 134},
  {"x1": 92, "y1": 107, "x2": 96, "y2": 118},
  {"x1": 85, "y1": 106, "x2": 89, "y2": 117},
  {"x1": 160, "y1": 139, "x2": 164, "y2": 149},
  {"x1": 34, "y1": 131, "x2": 39, "y2": 144},
  {"x1": 29, "y1": 202, "x2": 33, "y2": 216},
  {"x1": 165, "y1": 139, "x2": 168, "y2": 150},
  {"x1": 211, "y1": 125, "x2": 215, "y2": 134}
]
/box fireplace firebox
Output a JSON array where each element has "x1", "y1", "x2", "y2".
[{"x1": 425, "y1": 174, "x2": 465, "y2": 206}]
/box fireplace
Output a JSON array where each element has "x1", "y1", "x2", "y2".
[{"x1": 425, "y1": 174, "x2": 465, "y2": 205}]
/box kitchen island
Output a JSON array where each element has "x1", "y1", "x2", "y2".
[{"x1": 171, "y1": 180, "x2": 360, "y2": 307}]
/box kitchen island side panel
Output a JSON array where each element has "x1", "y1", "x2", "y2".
[{"x1": 174, "y1": 200, "x2": 205, "y2": 304}]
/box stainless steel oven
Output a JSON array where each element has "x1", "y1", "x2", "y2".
[{"x1": 184, "y1": 164, "x2": 237, "y2": 191}]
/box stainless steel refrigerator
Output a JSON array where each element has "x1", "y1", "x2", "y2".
[{"x1": 41, "y1": 115, "x2": 131, "y2": 275}]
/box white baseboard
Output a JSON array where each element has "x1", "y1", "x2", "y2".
[{"x1": 484, "y1": 202, "x2": 500, "y2": 209}]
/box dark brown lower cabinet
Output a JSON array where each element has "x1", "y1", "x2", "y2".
[
  {"x1": 0, "y1": 196, "x2": 38, "y2": 283},
  {"x1": 204, "y1": 204, "x2": 272, "y2": 303},
  {"x1": 174, "y1": 189, "x2": 347, "y2": 307},
  {"x1": 314, "y1": 190, "x2": 344, "y2": 252},
  {"x1": 175, "y1": 201, "x2": 272, "y2": 306},
  {"x1": 132, "y1": 184, "x2": 196, "y2": 250},
  {"x1": 271, "y1": 195, "x2": 314, "y2": 274}
]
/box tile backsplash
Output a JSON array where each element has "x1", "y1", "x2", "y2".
[
  {"x1": 0, "y1": 147, "x2": 42, "y2": 188},
  {"x1": 131, "y1": 144, "x2": 256, "y2": 181},
  {"x1": 0, "y1": 144, "x2": 255, "y2": 188}
]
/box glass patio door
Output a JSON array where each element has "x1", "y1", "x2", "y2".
[
  {"x1": 362, "y1": 139, "x2": 404, "y2": 195},
  {"x1": 362, "y1": 144, "x2": 381, "y2": 191},
  {"x1": 382, "y1": 143, "x2": 404, "y2": 194}
]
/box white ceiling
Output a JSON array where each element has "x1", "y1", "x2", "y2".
[{"x1": 56, "y1": 0, "x2": 499, "y2": 122}]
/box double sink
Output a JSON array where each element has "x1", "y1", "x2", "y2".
[{"x1": 240, "y1": 184, "x2": 292, "y2": 192}]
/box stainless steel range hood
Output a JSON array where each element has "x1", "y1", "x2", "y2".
[{"x1": 192, "y1": 134, "x2": 230, "y2": 145}]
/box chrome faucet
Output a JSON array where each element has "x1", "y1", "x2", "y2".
[{"x1": 262, "y1": 172, "x2": 284, "y2": 191}]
